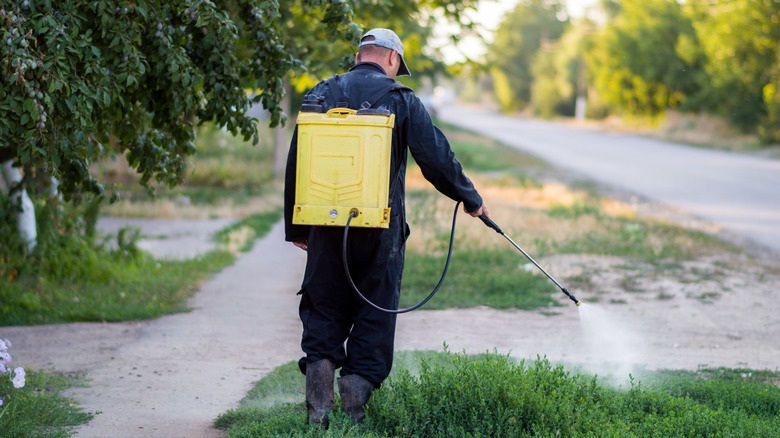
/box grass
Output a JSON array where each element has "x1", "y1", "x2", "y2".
[
  {"x1": 0, "y1": 248, "x2": 235, "y2": 326},
  {"x1": 401, "y1": 247, "x2": 559, "y2": 310},
  {"x1": 215, "y1": 350, "x2": 780, "y2": 437},
  {"x1": 0, "y1": 369, "x2": 93, "y2": 438}
]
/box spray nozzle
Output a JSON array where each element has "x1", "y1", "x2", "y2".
[{"x1": 562, "y1": 288, "x2": 582, "y2": 306}]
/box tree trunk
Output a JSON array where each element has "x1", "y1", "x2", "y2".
[
  {"x1": 1, "y1": 160, "x2": 37, "y2": 251},
  {"x1": 575, "y1": 56, "x2": 587, "y2": 122},
  {"x1": 273, "y1": 81, "x2": 292, "y2": 178}
]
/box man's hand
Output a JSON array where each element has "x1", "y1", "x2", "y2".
[
  {"x1": 467, "y1": 203, "x2": 489, "y2": 218},
  {"x1": 293, "y1": 240, "x2": 308, "y2": 251}
]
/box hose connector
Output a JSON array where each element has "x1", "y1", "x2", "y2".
[{"x1": 478, "y1": 213, "x2": 503, "y2": 234}]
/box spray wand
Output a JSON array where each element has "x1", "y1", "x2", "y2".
[{"x1": 478, "y1": 214, "x2": 582, "y2": 306}]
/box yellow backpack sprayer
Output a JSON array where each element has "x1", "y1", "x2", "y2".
[
  {"x1": 293, "y1": 92, "x2": 581, "y2": 313},
  {"x1": 293, "y1": 104, "x2": 394, "y2": 229}
]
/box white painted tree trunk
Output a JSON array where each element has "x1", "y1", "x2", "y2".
[
  {"x1": 1, "y1": 160, "x2": 37, "y2": 250},
  {"x1": 575, "y1": 96, "x2": 587, "y2": 122},
  {"x1": 273, "y1": 81, "x2": 292, "y2": 178}
]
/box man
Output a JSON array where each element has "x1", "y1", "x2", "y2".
[{"x1": 284, "y1": 28, "x2": 488, "y2": 425}]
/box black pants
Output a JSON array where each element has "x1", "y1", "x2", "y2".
[{"x1": 298, "y1": 224, "x2": 405, "y2": 387}]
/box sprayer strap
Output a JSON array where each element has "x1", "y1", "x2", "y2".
[
  {"x1": 323, "y1": 76, "x2": 411, "y2": 111},
  {"x1": 360, "y1": 82, "x2": 412, "y2": 110}
]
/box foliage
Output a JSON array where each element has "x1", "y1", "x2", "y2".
[
  {"x1": 686, "y1": 0, "x2": 780, "y2": 137},
  {"x1": 0, "y1": 0, "x2": 361, "y2": 200},
  {"x1": 531, "y1": 19, "x2": 597, "y2": 118},
  {"x1": 286, "y1": 0, "x2": 482, "y2": 92},
  {"x1": 216, "y1": 351, "x2": 780, "y2": 437},
  {"x1": 488, "y1": 0, "x2": 567, "y2": 112},
  {"x1": 763, "y1": 74, "x2": 780, "y2": 143},
  {"x1": 0, "y1": 339, "x2": 91, "y2": 437},
  {"x1": 490, "y1": 0, "x2": 780, "y2": 141},
  {"x1": 587, "y1": 0, "x2": 698, "y2": 116}
]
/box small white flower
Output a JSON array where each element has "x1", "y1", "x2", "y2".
[
  {"x1": 0, "y1": 339, "x2": 7, "y2": 351},
  {"x1": 11, "y1": 367, "x2": 25, "y2": 389},
  {"x1": 0, "y1": 351, "x2": 10, "y2": 363},
  {"x1": 0, "y1": 397, "x2": 3, "y2": 406},
  {"x1": 0, "y1": 363, "x2": 6, "y2": 373}
]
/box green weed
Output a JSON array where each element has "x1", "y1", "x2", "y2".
[
  {"x1": 216, "y1": 351, "x2": 780, "y2": 437},
  {"x1": 0, "y1": 370, "x2": 92, "y2": 438}
]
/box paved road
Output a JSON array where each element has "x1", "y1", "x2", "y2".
[{"x1": 440, "y1": 106, "x2": 780, "y2": 254}]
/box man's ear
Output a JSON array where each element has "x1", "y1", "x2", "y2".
[
  {"x1": 388, "y1": 50, "x2": 398, "y2": 68},
  {"x1": 355, "y1": 52, "x2": 361, "y2": 63}
]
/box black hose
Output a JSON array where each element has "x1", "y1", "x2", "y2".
[{"x1": 342, "y1": 201, "x2": 461, "y2": 314}]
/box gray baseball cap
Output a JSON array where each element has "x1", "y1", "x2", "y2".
[{"x1": 359, "y1": 28, "x2": 411, "y2": 76}]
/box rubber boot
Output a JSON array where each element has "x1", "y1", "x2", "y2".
[
  {"x1": 305, "y1": 359, "x2": 335, "y2": 427},
  {"x1": 338, "y1": 374, "x2": 374, "y2": 423}
]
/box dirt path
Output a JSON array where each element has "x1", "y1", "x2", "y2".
[{"x1": 3, "y1": 219, "x2": 780, "y2": 436}]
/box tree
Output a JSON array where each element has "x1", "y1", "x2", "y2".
[
  {"x1": 0, "y1": 1, "x2": 361, "y2": 202},
  {"x1": 586, "y1": 0, "x2": 698, "y2": 117},
  {"x1": 686, "y1": 0, "x2": 780, "y2": 138},
  {"x1": 0, "y1": 0, "x2": 483, "y2": 250},
  {"x1": 529, "y1": 19, "x2": 598, "y2": 119},
  {"x1": 488, "y1": 0, "x2": 567, "y2": 113}
]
